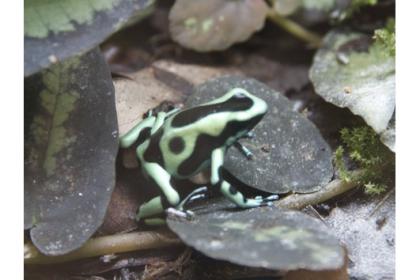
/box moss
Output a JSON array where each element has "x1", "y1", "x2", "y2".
[
  {"x1": 335, "y1": 0, "x2": 377, "y2": 21},
  {"x1": 334, "y1": 126, "x2": 394, "y2": 195},
  {"x1": 350, "y1": 0, "x2": 377, "y2": 10},
  {"x1": 373, "y1": 18, "x2": 395, "y2": 57}
]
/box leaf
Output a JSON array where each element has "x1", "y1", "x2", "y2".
[
  {"x1": 309, "y1": 29, "x2": 395, "y2": 152},
  {"x1": 24, "y1": 48, "x2": 119, "y2": 255},
  {"x1": 185, "y1": 76, "x2": 333, "y2": 194},
  {"x1": 24, "y1": 0, "x2": 155, "y2": 76},
  {"x1": 169, "y1": 0, "x2": 268, "y2": 52},
  {"x1": 167, "y1": 198, "x2": 345, "y2": 271}
]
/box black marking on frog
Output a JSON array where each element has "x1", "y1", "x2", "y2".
[
  {"x1": 171, "y1": 96, "x2": 254, "y2": 128},
  {"x1": 169, "y1": 137, "x2": 185, "y2": 154}
]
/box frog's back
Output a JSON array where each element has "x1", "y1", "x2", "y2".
[{"x1": 159, "y1": 112, "x2": 228, "y2": 178}]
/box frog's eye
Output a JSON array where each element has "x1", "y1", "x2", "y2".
[{"x1": 234, "y1": 91, "x2": 247, "y2": 98}]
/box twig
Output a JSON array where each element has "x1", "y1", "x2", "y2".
[
  {"x1": 275, "y1": 172, "x2": 362, "y2": 210},
  {"x1": 25, "y1": 230, "x2": 182, "y2": 265},
  {"x1": 266, "y1": 9, "x2": 322, "y2": 48},
  {"x1": 368, "y1": 187, "x2": 395, "y2": 217}
]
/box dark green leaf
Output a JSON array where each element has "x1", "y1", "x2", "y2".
[
  {"x1": 167, "y1": 198, "x2": 345, "y2": 270},
  {"x1": 24, "y1": 48, "x2": 119, "y2": 255},
  {"x1": 185, "y1": 76, "x2": 333, "y2": 193},
  {"x1": 24, "y1": 0, "x2": 155, "y2": 76}
]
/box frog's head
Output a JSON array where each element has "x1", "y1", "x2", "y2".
[
  {"x1": 170, "y1": 87, "x2": 267, "y2": 145},
  {"x1": 212, "y1": 87, "x2": 268, "y2": 142}
]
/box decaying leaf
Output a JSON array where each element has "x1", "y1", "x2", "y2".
[
  {"x1": 185, "y1": 76, "x2": 333, "y2": 194},
  {"x1": 24, "y1": 0, "x2": 155, "y2": 76},
  {"x1": 325, "y1": 192, "x2": 395, "y2": 279},
  {"x1": 167, "y1": 198, "x2": 345, "y2": 271},
  {"x1": 309, "y1": 29, "x2": 395, "y2": 151},
  {"x1": 169, "y1": 0, "x2": 269, "y2": 51},
  {"x1": 24, "y1": 48, "x2": 119, "y2": 255}
]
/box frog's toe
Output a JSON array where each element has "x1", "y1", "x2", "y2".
[
  {"x1": 263, "y1": 194, "x2": 280, "y2": 201},
  {"x1": 166, "y1": 207, "x2": 195, "y2": 220}
]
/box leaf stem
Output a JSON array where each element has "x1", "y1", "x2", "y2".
[
  {"x1": 25, "y1": 230, "x2": 182, "y2": 264},
  {"x1": 266, "y1": 9, "x2": 322, "y2": 48},
  {"x1": 275, "y1": 171, "x2": 362, "y2": 209}
]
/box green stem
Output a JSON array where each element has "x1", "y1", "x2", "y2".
[
  {"x1": 25, "y1": 230, "x2": 182, "y2": 265},
  {"x1": 267, "y1": 9, "x2": 322, "y2": 48},
  {"x1": 275, "y1": 171, "x2": 362, "y2": 209}
]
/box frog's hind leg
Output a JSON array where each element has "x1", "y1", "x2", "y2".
[
  {"x1": 136, "y1": 196, "x2": 165, "y2": 221},
  {"x1": 211, "y1": 148, "x2": 279, "y2": 208}
]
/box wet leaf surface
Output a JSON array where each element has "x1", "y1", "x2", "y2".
[
  {"x1": 185, "y1": 76, "x2": 333, "y2": 193},
  {"x1": 167, "y1": 198, "x2": 345, "y2": 271},
  {"x1": 24, "y1": 48, "x2": 119, "y2": 255},
  {"x1": 324, "y1": 191, "x2": 395, "y2": 280},
  {"x1": 309, "y1": 29, "x2": 395, "y2": 151},
  {"x1": 25, "y1": 0, "x2": 155, "y2": 76},
  {"x1": 169, "y1": 0, "x2": 269, "y2": 51}
]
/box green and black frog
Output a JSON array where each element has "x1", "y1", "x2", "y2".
[{"x1": 120, "y1": 88, "x2": 278, "y2": 224}]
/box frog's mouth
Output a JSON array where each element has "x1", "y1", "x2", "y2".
[{"x1": 246, "y1": 113, "x2": 265, "y2": 131}]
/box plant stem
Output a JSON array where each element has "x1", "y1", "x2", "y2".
[
  {"x1": 275, "y1": 171, "x2": 362, "y2": 210},
  {"x1": 267, "y1": 9, "x2": 322, "y2": 48},
  {"x1": 25, "y1": 230, "x2": 182, "y2": 265}
]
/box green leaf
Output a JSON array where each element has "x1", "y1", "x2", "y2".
[
  {"x1": 167, "y1": 198, "x2": 345, "y2": 270},
  {"x1": 24, "y1": 0, "x2": 155, "y2": 76},
  {"x1": 24, "y1": 48, "x2": 119, "y2": 255},
  {"x1": 169, "y1": 0, "x2": 268, "y2": 52},
  {"x1": 309, "y1": 29, "x2": 395, "y2": 152}
]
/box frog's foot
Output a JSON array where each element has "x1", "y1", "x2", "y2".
[
  {"x1": 234, "y1": 142, "x2": 253, "y2": 160},
  {"x1": 253, "y1": 194, "x2": 280, "y2": 206},
  {"x1": 244, "y1": 131, "x2": 255, "y2": 139},
  {"x1": 166, "y1": 207, "x2": 195, "y2": 220},
  {"x1": 177, "y1": 186, "x2": 208, "y2": 210}
]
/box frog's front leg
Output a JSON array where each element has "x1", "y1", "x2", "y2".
[
  {"x1": 136, "y1": 162, "x2": 181, "y2": 221},
  {"x1": 211, "y1": 148, "x2": 277, "y2": 207}
]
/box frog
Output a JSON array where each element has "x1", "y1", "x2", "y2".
[{"x1": 120, "y1": 87, "x2": 279, "y2": 224}]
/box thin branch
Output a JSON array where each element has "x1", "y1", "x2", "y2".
[
  {"x1": 25, "y1": 230, "x2": 182, "y2": 265},
  {"x1": 275, "y1": 172, "x2": 362, "y2": 210},
  {"x1": 266, "y1": 9, "x2": 322, "y2": 48}
]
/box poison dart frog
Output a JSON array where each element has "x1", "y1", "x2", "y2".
[{"x1": 120, "y1": 88, "x2": 278, "y2": 224}]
